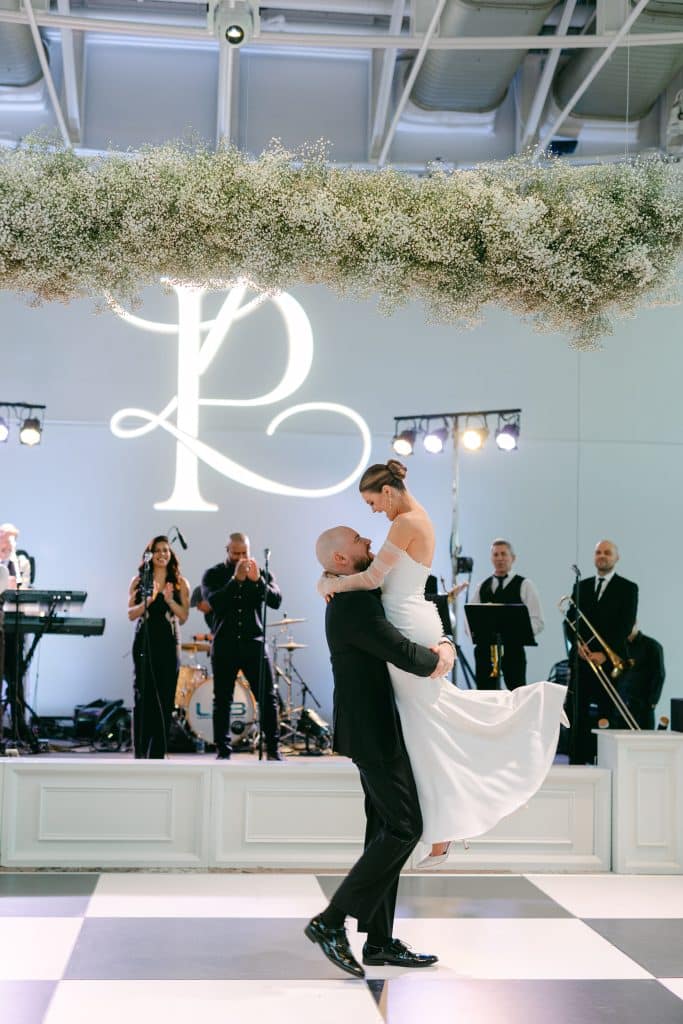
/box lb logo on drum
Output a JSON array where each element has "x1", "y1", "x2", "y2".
[{"x1": 109, "y1": 284, "x2": 371, "y2": 509}]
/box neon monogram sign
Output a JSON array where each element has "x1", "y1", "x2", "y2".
[{"x1": 109, "y1": 284, "x2": 371, "y2": 510}]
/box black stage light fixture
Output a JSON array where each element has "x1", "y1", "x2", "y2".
[
  {"x1": 392, "y1": 427, "x2": 416, "y2": 456},
  {"x1": 495, "y1": 412, "x2": 521, "y2": 451},
  {"x1": 0, "y1": 402, "x2": 45, "y2": 446},
  {"x1": 19, "y1": 416, "x2": 42, "y2": 447},
  {"x1": 423, "y1": 423, "x2": 449, "y2": 454},
  {"x1": 461, "y1": 417, "x2": 488, "y2": 452}
]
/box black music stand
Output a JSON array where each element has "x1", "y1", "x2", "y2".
[{"x1": 465, "y1": 603, "x2": 536, "y2": 688}]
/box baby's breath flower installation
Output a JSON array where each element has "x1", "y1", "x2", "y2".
[{"x1": 0, "y1": 139, "x2": 681, "y2": 347}]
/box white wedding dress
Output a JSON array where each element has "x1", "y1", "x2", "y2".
[{"x1": 382, "y1": 549, "x2": 567, "y2": 843}]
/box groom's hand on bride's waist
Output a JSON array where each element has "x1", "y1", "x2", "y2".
[{"x1": 430, "y1": 639, "x2": 455, "y2": 678}]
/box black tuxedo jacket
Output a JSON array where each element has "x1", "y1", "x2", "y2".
[
  {"x1": 571, "y1": 573, "x2": 638, "y2": 662},
  {"x1": 325, "y1": 589, "x2": 439, "y2": 765}
]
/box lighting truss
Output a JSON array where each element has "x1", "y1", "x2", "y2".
[
  {"x1": 392, "y1": 407, "x2": 521, "y2": 457},
  {"x1": 0, "y1": 402, "x2": 46, "y2": 447}
]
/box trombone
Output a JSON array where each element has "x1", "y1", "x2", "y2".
[{"x1": 558, "y1": 595, "x2": 640, "y2": 732}]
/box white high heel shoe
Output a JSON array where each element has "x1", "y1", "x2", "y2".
[{"x1": 416, "y1": 839, "x2": 469, "y2": 869}]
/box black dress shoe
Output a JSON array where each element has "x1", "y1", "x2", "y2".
[
  {"x1": 267, "y1": 750, "x2": 284, "y2": 761},
  {"x1": 304, "y1": 916, "x2": 365, "y2": 978},
  {"x1": 215, "y1": 749, "x2": 231, "y2": 760},
  {"x1": 362, "y1": 938, "x2": 438, "y2": 968}
]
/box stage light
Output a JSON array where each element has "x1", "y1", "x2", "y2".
[
  {"x1": 496, "y1": 422, "x2": 519, "y2": 451},
  {"x1": 0, "y1": 416, "x2": 8, "y2": 443},
  {"x1": 19, "y1": 417, "x2": 42, "y2": 446},
  {"x1": 393, "y1": 429, "x2": 416, "y2": 456},
  {"x1": 209, "y1": 0, "x2": 259, "y2": 47},
  {"x1": 462, "y1": 425, "x2": 488, "y2": 451},
  {"x1": 424, "y1": 425, "x2": 449, "y2": 454},
  {"x1": 495, "y1": 412, "x2": 520, "y2": 451}
]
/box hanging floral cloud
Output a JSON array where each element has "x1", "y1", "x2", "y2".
[{"x1": 0, "y1": 139, "x2": 680, "y2": 347}]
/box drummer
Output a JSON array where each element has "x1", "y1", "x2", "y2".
[{"x1": 201, "y1": 533, "x2": 283, "y2": 761}]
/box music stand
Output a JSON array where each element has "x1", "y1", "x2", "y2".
[{"x1": 465, "y1": 603, "x2": 536, "y2": 688}]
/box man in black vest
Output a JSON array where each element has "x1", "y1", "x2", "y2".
[
  {"x1": 567, "y1": 539, "x2": 638, "y2": 763},
  {"x1": 305, "y1": 526, "x2": 453, "y2": 978},
  {"x1": 470, "y1": 538, "x2": 544, "y2": 690},
  {"x1": 201, "y1": 532, "x2": 282, "y2": 760}
]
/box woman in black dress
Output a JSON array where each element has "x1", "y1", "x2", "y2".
[{"x1": 128, "y1": 536, "x2": 190, "y2": 758}]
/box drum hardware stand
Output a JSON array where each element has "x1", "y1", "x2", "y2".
[{"x1": 273, "y1": 638, "x2": 329, "y2": 755}]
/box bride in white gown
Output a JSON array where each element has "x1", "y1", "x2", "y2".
[{"x1": 318, "y1": 459, "x2": 568, "y2": 867}]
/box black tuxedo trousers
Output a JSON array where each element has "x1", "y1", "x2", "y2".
[{"x1": 332, "y1": 752, "x2": 422, "y2": 936}]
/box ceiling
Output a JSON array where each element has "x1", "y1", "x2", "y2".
[{"x1": 0, "y1": 0, "x2": 681, "y2": 167}]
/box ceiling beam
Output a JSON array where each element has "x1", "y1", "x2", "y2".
[
  {"x1": 1, "y1": 10, "x2": 682, "y2": 51},
  {"x1": 521, "y1": 0, "x2": 578, "y2": 150},
  {"x1": 376, "y1": 0, "x2": 448, "y2": 167},
  {"x1": 368, "y1": 0, "x2": 404, "y2": 160},
  {"x1": 21, "y1": 0, "x2": 71, "y2": 147},
  {"x1": 534, "y1": 0, "x2": 653, "y2": 156},
  {"x1": 56, "y1": 0, "x2": 84, "y2": 143},
  {"x1": 216, "y1": 41, "x2": 240, "y2": 146}
]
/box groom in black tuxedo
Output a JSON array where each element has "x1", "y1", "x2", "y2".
[
  {"x1": 568, "y1": 539, "x2": 638, "y2": 764},
  {"x1": 305, "y1": 526, "x2": 454, "y2": 978}
]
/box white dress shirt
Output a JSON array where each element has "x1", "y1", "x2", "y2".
[
  {"x1": 470, "y1": 574, "x2": 545, "y2": 636},
  {"x1": 594, "y1": 569, "x2": 616, "y2": 596}
]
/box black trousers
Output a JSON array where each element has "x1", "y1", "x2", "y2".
[
  {"x1": 475, "y1": 643, "x2": 527, "y2": 690},
  {"x1": 132, "y1": 640, "x2": 178, "y2": 759},
  {"x1": 330, "y1": 752, "x2": 422, "y2": 937},
  {"x1": 1, "y1": 629, "x2": 36, "y2": 747},
  {"x1": 211, "y1": 639, "x2": 279, "y2": 754},
  {"x1": 569, "y1": 666, "x2": 612, "y2": 764}
]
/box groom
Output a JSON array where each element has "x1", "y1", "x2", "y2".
[{"x1": 305, "y1": 526, "x2": 454, "y2": 978}]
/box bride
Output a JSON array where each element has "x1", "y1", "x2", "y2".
[{"x1": 318, "y1": 459, "x2": 568, "y2": 867}]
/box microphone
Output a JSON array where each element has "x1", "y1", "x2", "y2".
[
  {"x1": 169, "y1": 525, "x2": 188, "y2": 550},
  {"x1": 143, "y1": 551, "x2": 152, "y2": 565},
  {"x1": 571, "y1": 564, "x2": 580, "y2": 574},
  {"x1": 264, "y1": 547, "x2": 271, "y2": 560}
]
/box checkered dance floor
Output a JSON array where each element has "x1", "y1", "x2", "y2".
[{"x1": 2, "y1": 871, "x2": 683, "y2": 1023}]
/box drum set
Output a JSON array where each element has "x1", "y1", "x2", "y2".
[{"x1": 173, "y1": 617, "x2": 331, "y2": 755}]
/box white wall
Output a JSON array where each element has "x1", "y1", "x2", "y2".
[{"x1": 1, "y1": 282, "x2": 681, "y2": 727}]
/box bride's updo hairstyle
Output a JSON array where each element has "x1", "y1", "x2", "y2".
[{"x1": 359, "y1": 459, "x2": 408, "y2": 494}]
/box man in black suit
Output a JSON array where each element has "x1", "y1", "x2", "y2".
[
  {"x1": 622, "y1": 627, "x2": 665, "y2": 730},
  {"x1": 568, "y1": 539, "x2": 638, "y2": 764},
  {"x1": 305, "y1": 526, "x2": 454, "y2": 978}
]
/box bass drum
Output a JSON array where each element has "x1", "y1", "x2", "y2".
[
  {"x1": 186, "y1": 672, "x2": 258, "y2": 750},
  {"x1": 175, "y1": 665, "x2": 208, "y2": 708}
]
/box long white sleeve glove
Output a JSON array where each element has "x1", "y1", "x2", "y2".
[{"x1": 317, "y1": 538, "x2": 404, "y2": 597}]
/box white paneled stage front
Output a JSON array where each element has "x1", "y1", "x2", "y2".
[{"x1": 0, "y1": 756, "x2": 611, "y2": 873}]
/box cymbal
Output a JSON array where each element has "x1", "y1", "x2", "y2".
[
  {"x1": 276, "y1": 642, "x2": 308, "y2": 650},
  {"x1": 181, "y1": 641, "x2": 211, "y2": 653},
  {"x1": 269, "y1": 617, "x2": 306, "y2": 627}
]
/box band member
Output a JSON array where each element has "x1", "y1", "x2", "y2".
[
  {"x1": 128, "y1": 536, "x2": 190, "y2": 759},
  {"x1": 0, "y1": 527, "x2": 39, "y2": 751},
  {"x1": 567, "y1": 539, "x2": 638, "y2": 763},
  {"x1": 621, "y1": 626, "x2": 665, "y2": 730},
  {"x1": 470, "y1": 539, "x2": 544, "y2": 690},
  {"x1": 202, "y1": 533, "x2": 282, "y2": 760}
]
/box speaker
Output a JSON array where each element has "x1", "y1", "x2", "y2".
[{"x1": 671, "y1": 698, "x2": 683, "y2": 733}]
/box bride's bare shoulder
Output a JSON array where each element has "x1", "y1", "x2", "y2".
[{"x1": 390, "y1": 510, "x2": 433, "y2": 541}]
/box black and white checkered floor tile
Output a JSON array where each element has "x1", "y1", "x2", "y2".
[{"x1": 2, "y1": 871, "x2": 683, "y2": 1023}]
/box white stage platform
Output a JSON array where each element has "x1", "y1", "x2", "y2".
[{"x1": 0, "y1": 755, "x2": 611, "y2": 872}]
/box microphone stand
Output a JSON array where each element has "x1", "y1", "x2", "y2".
[
  {"x1": 569, "y1": 564, "x2": 581, "y2": 765},
  {"x1": 138, "y1": 555, "x2": 154, "y2": 758},
  {"x1": 256, "y1": 548, "x2": 271, "y2": 763}
]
